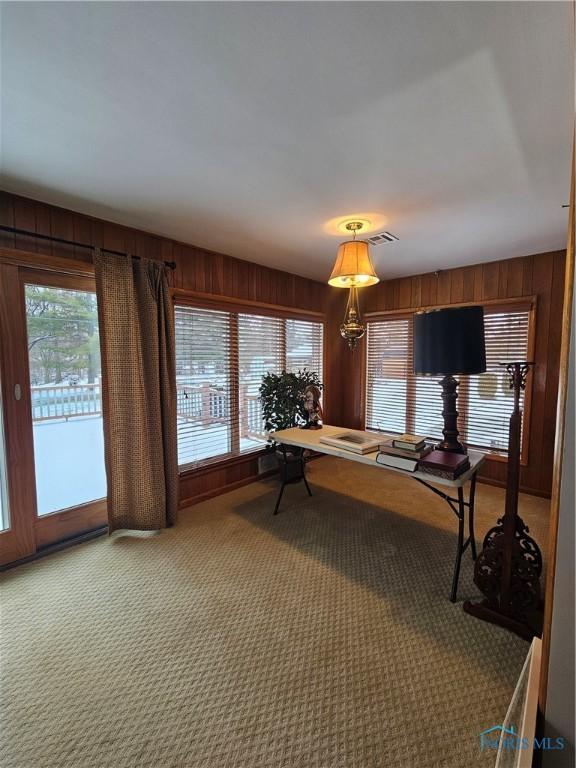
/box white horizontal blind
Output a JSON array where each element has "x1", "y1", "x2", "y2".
[
  {"x1": 465, "y1": 309, "x2": 530, "y2": 452},
  {"x1": 175, "y1": 306, "x2": 234, "y2": 467},
  {"x1": 286, "y1": 319, "x2": 324, "y2": 381},
  {"x1": 365, "y1": 318, "x2": 410, "y2": 434},
  {"x1": 238, "y1": 314, "x2": 284, "y2": 453},
  {"x1": 175, "y1": 306, "x2": 324, "y2": 467},
  {"x1": 413, "y1": 372, "x2": 446, "y2": 440},
  {"x1": 365, "y1": 306, "x2": 531, "y2": 454}
]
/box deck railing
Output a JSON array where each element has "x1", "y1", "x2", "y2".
[
  {"x1": 242, "y1": 393, "x2": 267, "y2": 440},
  {"x1": 31, "y1": 381, "x2": 268, "y2": 441},
  {"x1": 176, "y1": 383, "x2": 267, "y2": 440},
  {"x1": 176, "y1": 384, "x2": 228, "y2": 424},
  {"x1": 31, "y1": 383, "x2": 102, "y2": 422}
]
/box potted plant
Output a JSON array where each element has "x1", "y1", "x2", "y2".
[
  {"x1": 259, "y1": 369, "x2": 323, "y2": 479},
  {"x1": 259, "y1": 369, "x2": 323, "y2": 435}
]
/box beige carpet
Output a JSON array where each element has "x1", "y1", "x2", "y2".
[{"x1": 0, "y1": 457, "x2": 549, "y2": 768}]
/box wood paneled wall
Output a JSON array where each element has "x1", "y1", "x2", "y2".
[
  {"x1": 0, "y1": 191, "x2": 565, "y2": 500},
  {"x1": 0, "y1": 192, "x2": 329, "y2": 506},
  {"x1": 0, "y1": 193, "x2": 326, "y2": 311},
  {"x1": 324, "y1": 251, "x2": 566, "y2": 497}
]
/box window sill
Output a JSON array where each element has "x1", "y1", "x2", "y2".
[
  {"x1": 178, "y1": 447, "x2": 271, "y2": 478},
  {"x1": 481, "y1": 450, "x2": 528, "y2": 467}
]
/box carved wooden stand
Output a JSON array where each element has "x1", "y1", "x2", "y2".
[{"x1": 463, "y1": 362, "x2": 543, "y2": 641}]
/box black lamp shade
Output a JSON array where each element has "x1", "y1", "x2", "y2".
[{"x1": 413, "y1": 306, "x2": 486, "y2": 376}]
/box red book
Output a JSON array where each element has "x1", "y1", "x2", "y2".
[
  {"x1": 419, "y1": 465, "x2": 470, "y2": 480},
  {"x1": 419, "y1": 450, "x2": 470, "y2": 472}
]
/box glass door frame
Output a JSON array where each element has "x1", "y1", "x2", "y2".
[
  {"x1": 0, "y1": 255, "x2": 107, "y2": 567},
  {"x1": 0, "y1": 262, "x2": 38, "y2": 565}
]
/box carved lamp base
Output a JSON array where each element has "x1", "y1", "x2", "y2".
[{"x1": 436, "y1": 375, "x2": 467, "y2": 454}]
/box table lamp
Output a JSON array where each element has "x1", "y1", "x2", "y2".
[{"x1": 413, "y1": 305, "x2": 486, "y2": 454}]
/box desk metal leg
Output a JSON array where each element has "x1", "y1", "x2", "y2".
[
  {"x1": 272, "y1": 447, "x2": 312, "y2": 516},
  {"x1": 449, "y1": 488, "x2": 466, "y2": 603},
  {"x1": 273, "y1": 484, "x2": 285, "y2": 516},
  {"x1": 416, "y1": 471, "x2": 479, "y2": 602},
  {"x1": 468, "y1": 474, "x2": 477, "y2": 561},
  {"x1": 273, "y1": 443, "x2": 479, "y2": 599}
]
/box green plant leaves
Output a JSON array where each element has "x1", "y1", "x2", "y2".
[{"x1": 259, "y1": 369, "x2": 323, "y2": 440}]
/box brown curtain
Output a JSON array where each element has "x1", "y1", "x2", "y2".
[{"x1": 94, "y1": 250, "x2": 178, "y2": 532}]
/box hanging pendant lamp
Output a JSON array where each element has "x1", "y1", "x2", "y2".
[{"x1": 328, "y1": 221, "x2": 379, "y2": 349}]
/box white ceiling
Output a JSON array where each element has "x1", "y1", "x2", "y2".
[{"x1": 1, "y1": 2, "x2": 573, "y2": 281}]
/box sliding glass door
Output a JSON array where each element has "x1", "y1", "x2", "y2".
[
  {"x1": 0, "y1": 266, "x2": 107, "y2": 566},
  {"x1": 25, "y1": 280, "x2": 106, "y2": 516}
]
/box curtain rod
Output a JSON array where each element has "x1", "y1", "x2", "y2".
[{"x1": 0, "y1": 225, "x2": 177, "y2": 270}]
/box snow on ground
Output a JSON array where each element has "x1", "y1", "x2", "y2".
[
  {"x1": 33, "y1": 416, "x2": 107, "y2": 516},
  {"x1": 32, "y1": 417, "x2": 265, "y2": 516}
]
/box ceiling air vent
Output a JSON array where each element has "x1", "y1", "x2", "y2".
[{"x1": 367, "y1": 231, "x2": 399, "y2": 245}]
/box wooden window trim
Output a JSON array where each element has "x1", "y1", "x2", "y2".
[
  {"x1": 359, "y1": 336, "x2": 367, "y2": 431},
  {"x1": 21, "y1": 268, "x2": 96, "y2": 292},
  {"x1": 35, "y1": 499, "x2": 107, "y2": 549},
  {"x1": 229, "y1": 314, "x2": 240, "y2": 456},
  {"x1": 0, "y1": 264, "x2": 37, "y2": 564},
  {"x1": 364, "y1": 300, "x2": 536, "y2": 464},
  {"x1": 521, "y1": 301, "x2": 537, "y2": 464},
  {"x1": 172, "y1": 288, "x2": 325, "y2": 323},
  {"x1": 279, "y1": 319, "x2": 287, "y2": 369},
  {"x1": 365, "y1": 295, "x2": 537, "y2": 319},
  {"x1": 0, "y1": 247, "x2": 94, "y2": 277},
  {"x1": 174, "y1": 301, "x2": 324, "y2": 473}
]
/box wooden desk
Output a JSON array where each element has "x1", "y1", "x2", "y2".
[{"x1": 273, "y1": 425, "x2": 486, "y2": 602}]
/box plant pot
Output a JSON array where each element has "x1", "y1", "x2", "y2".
[{"x1": 275, "y1": 445, "x2": 305, "y2": 483}]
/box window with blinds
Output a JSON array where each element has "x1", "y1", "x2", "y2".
[
  {"x1": 175, "y1": 306, "x2": 323, "y2": 468},
  {"x1": 365, "y1": 319, "x2": 410, "y2": 434},
  {"x1": 175, "y1": 306, "x2": 234, "y2": 467},
  {"x1": 465, "y1": 310, "x2": 530, "y2": 452},
  {"x1": 238, "y1": 314, "x2": 284, "y2": 454},
  {"x1": 286, "y1": 319, "x2": 324, "y2": 376},
  {"x1": 365, "y1": 305, "x2": 532, "y2": 456}
]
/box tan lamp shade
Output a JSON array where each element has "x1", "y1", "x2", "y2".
[{"x1": 328, "y1": 239, "x2": 379, "y2": 287}]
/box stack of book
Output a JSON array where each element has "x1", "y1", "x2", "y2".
[
  {"x1": 419, "y1": 450, "x2": 470, "y2": 480},
  {"x1": 376, "y1": 434, "x2": 431, "y2": 472}
]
